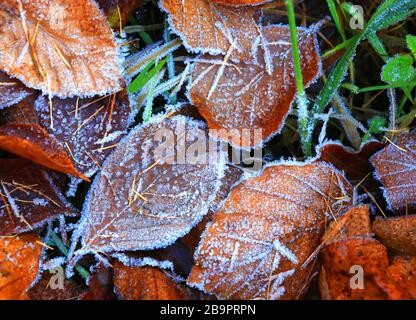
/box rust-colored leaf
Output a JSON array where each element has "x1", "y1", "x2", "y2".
[
  {"x1": 188, "y1": 161, "x2": 352, "y2": 300},
  {"x1": 78, "y1": 115, "x2": 226, "y2": 253},
  {"x1": 189, "y1": 26, "x2": 320, "y2": 147},
  {"x1": 0, "y1": 0, "x2": 122, "y2": 98},
  {"x1": 372, "y1": 214, "x2": 416, "y2": 256},
  {"x1": 34, "y1": 90, "x2": 133, "y2": 178},
  {"x1": 386, "y1": 256, "x2": 416, "y2": 299},
  {"x1": 321, "y1": 206, "x2": 372, "y2": 246},
  {"x1": 0, "y1": 123, "x2": 87, "y2": 180},
  {"x1": 0, "y1": 232, "x2": 42, "y2": 300},
  {"x1": 319, "y1": 238, "x2": 410, "y2": 300},
  {"x1": 317, "y1": 141, "x2": 385, "y2": 183},
  {"x1": 0, "y1": 159, "x2": 76, "y2": 236},
  {"x1": 0, "y1": 71, "x2": 33, "y2": 110},
  {"x1": 28, "y1": 273, "x2": 84, "y2": 300},
  {"x1": 370, "y1": 130, "x2": 416, "y2": 211},
  {"x1": 80, "y1": 264, "x2": 116, "y2": 300},
  {"x1": 160, "y1": 0, "x2": 262, "y2": 60},
  {"x1": 113, "y1": 262, "x2": 191, "y2": 300}
]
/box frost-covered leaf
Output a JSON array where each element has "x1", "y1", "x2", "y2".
[
  {"x1": 189, "y1": 26, "x2": 320, "y2": 147},
  {"x1": 97, "y1": 0, "x2": 144, "y2": 30},
  {"x1": 160, "y1": 0, "x2": 265, "y2": 60},
  {"x1": 34, "y1": 90, "x2": 134, "y2": 178},
  {"x1": 317, "y1": 141, "x2": 384, "y2": 183},
  {"x1": 372, "y1": 214, "x2": 416, "y2": 256},
  {"x1": 0, "y1": 159, "x2": 76, "y2": 236},
  {"x1": 0, "y1": 0, "x2": 122, "y2": 98},
  {"x1": 0, "y1": 71, "x2": 33, "y2": 110},
  {"x1": 188, "y1": 161, "x2": 352, "y2": 300},
  {"x1": 0, "y1": 232, "x2": 42, "y2": 299},
  {"x1": 0, "y1": 123, "x2": 87, "y2": 180},
  {"x1": 78, "y1": 115, "x2": 226, "y2": 253},
  {"x1": 0, "y1": 94, "x2": 38, "y2": 125},
  {"x1": 114, "y1": 262, "x2": 194, "y2": 300},
  {"x1": 370, "y1": 130, "x2": 416, "y2": 211},
  {"x1": 80, "y1": 264, "x2": 116, "y2": 300}
]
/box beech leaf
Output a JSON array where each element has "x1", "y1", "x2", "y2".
[
  {"x1": 370, "y1": 130, "x2": 416, "y2": 211},
  {"x1": 77, "y1": 115, "x2": 226, "y2": 253},
  {"x1": 0, "y1": 71, "x2": 33, "y2": 110},
  {"x1": 187, "y1": 161, "x2": 352, "y2": 300},
  {"x1": 0, "y1": 0, "x2": 122, "y2": 98},
  {"x1": 189, "y1": 26, "x2": 320, "y2": 147}
]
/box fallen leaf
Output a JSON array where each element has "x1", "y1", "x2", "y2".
[
  {"x1": 0, "y1": 71, "x2": 33, "y2": 110},
  {"x1": 319, "y1": 238, "x2": 410, "y2": 300},
  {"x1": 0, "y1": 232, "x2": 42, "y2": 299},
  {"x1": 78, "y1": 115, "x2": 226, "y2": 253},
  {"x1": 317, "y1": 141, "x2": 385, "y2": 183},
  {"x1": 34, "y1": 90, "x2": 134, "y2": 178},
  {"x1": 97, "y1": 0, "x2": 144, "y2": 30},
  {"x1": 319, "y1": 206, "x2": 416, "y2": 300},
  {"x1": 160, "y1": 0, "x2": 263, "y2": 60},
  {"x1": 189, "y1": 25, "x2": 320, "y2": 147},
  {"x1": 372, "y1": 214, "x2": 416, "y2": 256},
  {"x1": 188, "y1": 161, "x2": 352, "y2": 300},
  {"x1": 80, "y1": 264, "x2": 116, "y2": 300},
  {"x1": 0, "y1": 123, "x2": 87, "y2": 180},
  {"x1": 370, "y1": 130, "x2": 416, "y2": 211},
  {"x1": 0, "y1": 94, "x2": 38, "y2": 125},
  {"x1": 321, "y1": 206, "x2": 372, "y2": 246},
  {"x1": 0, "y1": 0, "x2": 122, "y2": 98},
  {"x1": 113, "y1": 262, "x2": 191, "y2": 300},
  {"x1": 386, "y1": 256, "x2": 416, "y2": 299},
  {"x1": 0, "y1": 159, "x2": 76, "y2": 236}
]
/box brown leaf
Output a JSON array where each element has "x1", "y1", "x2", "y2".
[
  {"x1": 97, "y1": 0, "x2": 144, "y2": 29},
  {"x1": 321, "y1": 206, "x2": 372, "y2": 246},
  {"x1": 372, "y1": 214, "x2": 416, "y2": 256},
  {"x1": 0, "y1": 71, "x2": 33, "y2": 110},
  {"x1": 317, "y1": 141, "x2": 385, "y2": 183},
  {"x1": 0, "y1": 123, "x2": 87, "y2": 180},
  {"x1": 0, "y1": 0, "x2": 122, "y2": 98},
  {"x1": 187, "y1": 161, "x2": 352, "y2": 300},
  {"x1": 386, "y1": 256, "x2": 416, "y2": 299},
  {"x1": 0, "y1": 159, "x2": 76, "y2": 236},
  {"x1": 370, "y1": 130, "x2": 416, "y2": 211},
  {"x1": 78, "y1": 115, "x2": 226, "y2": 253},
  {"x1": 162, "y1": 0, "x2": 286, "y2": 63},
  {"x1": 34, "y1": 90, "x2": 133, "y2": 178},
  {"x1": 0, "y1": 232, "x2": 42, "y2": 300},
  {"x1": 113, "y1": 262, "x2": 191, "y2": 300},
  {"x1": 319, "y1": 238, "x2": 409, "y2": 300},
  {"x1": 189, "y1": 26, "x2": 320, "y2": 147},
  {"x1": 0, "y1": 94, "x2": 39, "y2": 125}
]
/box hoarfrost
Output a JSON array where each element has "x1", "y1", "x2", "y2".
[
  {"x1": 188, "y1": 161, "x2": 353, "y2": 300},
  {"x1": 76, "y1": 114, "x2": 227, "y2": 253}
]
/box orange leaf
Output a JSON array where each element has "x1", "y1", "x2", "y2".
[
  {"x1": 188, "y1": 161, "x2": 352, "y2": 300},
  {"x1": 210, "y1": 0, "x2": 274, "y2": 6},
  {"x1": 189, "y1": 26, "x2": 320, "y2": 147},
  {"x1": 0, "y1": 232, "x2": 42, "y2": 300},
  {"x1": 113, "y1": 262, "x2": 191, "y2": 300},
  {"x1": 370, "y1": 129, "x2": 416, "y2": 211},
  {"x1": 0, "y1": 0, "x2": 122, "y2": 98},
  {"x1": 0, "y1": 123, "x2": 87, "y2": 180},
  {"x1": 0, "y1": 159, "x2": 76, "y2": 236},
  {"x1": 372, "y1": 214, "x2": 416, "y2": 256},
  {"x1": 97, "y1": 0, "x2": 144, "y2": 29}
]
